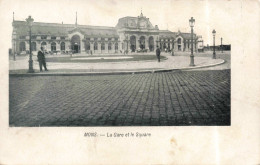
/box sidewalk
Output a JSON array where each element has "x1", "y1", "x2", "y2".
[{"x1": 9, "y1": 53, "x2": 225, "y2": 75}]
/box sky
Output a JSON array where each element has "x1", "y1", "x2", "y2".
[{"x1": 1, "y1": 0, "x2": 241, "y2": 48}]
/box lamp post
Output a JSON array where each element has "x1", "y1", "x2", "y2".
[
  {"x1": 221, "y1": 37, "x2": 223, "y2": 53},
  {"x1": 189, "y1": 17, "x2": 195, "y2": 66},
  {"x1": 212, "y1": 29, "x2": 216, "y2": 59},
  {"x1": 124, "y1": 34, "x2": 129, "y2": 54},
  {"x1": 171, "y1": 39, "x2": 174, "y2": 56},
  {"x1": 26, "y1": 15, "x2": 34, "y2": 73}
]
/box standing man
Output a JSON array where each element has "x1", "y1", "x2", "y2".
[
  {"x1": 156, "y1": 46, "x2": 161, "y2": 62},
  {"x1": 37, "y1": 47, "x2": 48, "y2": 72}
]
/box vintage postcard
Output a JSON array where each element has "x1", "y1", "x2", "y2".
[{"x1": 0, "y1": 0, "x2": 259, "y2": 164}]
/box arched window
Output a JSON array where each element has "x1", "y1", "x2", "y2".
[
  {"x1": 115, "y1": 43, "x2": 118, "y2": 50},
  {"x1": 51, "y1": 42, "x2": 56, "y2": 51},
  {"x1": 108, "y1": 42, "x2": 112, "y2": 50},
  {"x1": 101, "y1": 42, "x2": 105, "y2": 50},
  {"x1": 130, "y1": 36, "x2": 136, "y2": 52},
  {"x1": 41, "y1": 42, "x2": 47, "y2": 49},
  {"x1": 85, "y1": 41, "x2": 90, "y2": 50},
  {"x1": 60, "y1": 42, "x2": 65, "y2": 51},
  {"x1": 177, "y1": 38, "x2": 182, "y2": 44},
  {"x1": 31, "y1": 42, "x2": 36, "y2": 51},
  {"x1": 149, "y1": 36, "x2": 154, "y2": 51},
  {"x1": 139, "y1": 36, "x2": 145, "y2": 49},
  {"x1": 19, "y1": 42, "x2": 26, "y2": 51},
  {"x1": 94, "y1": 42, "x2": 98, "y2": 50}
]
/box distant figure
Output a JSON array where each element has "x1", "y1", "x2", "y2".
[
  {"x1": 156, "y1": 46, "x2": 161, "y2": 62},
  {"x1": 37, "y1": 47, "x2": 48, "y2": 72}
]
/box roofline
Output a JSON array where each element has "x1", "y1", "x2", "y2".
[{"x1": 13, "y1": 20, "x2": 116, "y2": 30}]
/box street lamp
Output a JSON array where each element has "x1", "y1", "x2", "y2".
[
  {"x1": 171, "y1": 38, "x2": 174, "y2": 56},
  {"x1": 221, "y1": 37, "x2": 223, "y2": 53},
  {"x1": 156, "y1": 36, "x2": 159, "y2": 47},
  {"x1": 189, "y1": 17, "x2": 195, "y2": 66},
  {"x1": 212, "y1": 29, "x2": 216, "y2": 59},
  {"x1": 26, "y1": 15, "x2": 34, "y2": 73}
]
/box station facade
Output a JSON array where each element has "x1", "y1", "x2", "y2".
[{"x1": 12, "y1": 12, "x2": 202, "y2": 54}]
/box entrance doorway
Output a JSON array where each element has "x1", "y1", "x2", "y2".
[
  {"x1": 71, "y1": 35, "x2": 81, "y2": 53},
  {"x1": 73, "y1": 45, "x2": 80, "y2": 53},
  {"x1": 130, "y1": 36, "x2": 136, "y2": 52}
]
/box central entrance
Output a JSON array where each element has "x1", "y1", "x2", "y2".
[
  {"x1": 71, "y1": 35, "x2": 81, "y2": 53},
  {"x1": 73, "y1": 45, "x2": 79, "y2": 53}
]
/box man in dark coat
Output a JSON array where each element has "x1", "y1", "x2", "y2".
[
  {"x1": 156, "y1": 46, "x2": 161, "y2": 62},
  {"x1": 37, "y1": 47, "x2": 48, "y2": 71}
]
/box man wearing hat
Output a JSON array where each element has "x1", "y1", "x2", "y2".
[
  {"x1": 37, "y1": 47, "x2": 48, "y2": 72},
  {"x1": 156, "y1": 46, "x2": 161, "y2": 62}
]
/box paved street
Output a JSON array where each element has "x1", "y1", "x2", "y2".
[{"x1": 9, "y1": 70, "x2": 230, "y2": 126}]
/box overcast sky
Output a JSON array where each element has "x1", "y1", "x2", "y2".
[{"x1": 1, "y1": 0, "x2": 241, "y2": 48}]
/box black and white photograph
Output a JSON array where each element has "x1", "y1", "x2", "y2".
[
  {"x1": 9, "y1": 0, "x2": 231, "y2": 127},
  {"x1": 1, "y1": 0, "x2": 259, "y2": 164}
]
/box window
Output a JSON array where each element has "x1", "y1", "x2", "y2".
[
  {"x1": 60, "y1": 42, "x2": 65, "y2": 51},
  {"x1": 101, "y1": 38, "x2": 105, "y2": 41},
  {"x1": 94, "y1": 38, "x2": 98, "y2": 41},
  {"x1": 51, "y1": 36, "x2": 56, "y2": 40},
  {"x1": 51, "y1": 42, "x2": 56, "y2": 51},
  {"x1": 32, "y1": 35, "x2": 37, "y2": 39},
  {"x1": 19, "y1": 36, "x2": 26, "y2": 39},
  {"x1": 101, "y1": 42, "x2": 105, "y2": 50},
  {"x1": 177, "y1": 38, "x2": 182, "y2": 44},
  {"x1": 60, "y1": 36, "x2": 65, "y2": 40},
  {"x1": 108, "y1": 38, "x2": 111, "y2": 41},
  {"x1": 41, "y1": 42, "x2": 47, "y2": 50},
  {"x1": 115, "y1": 38, "x2": 118, "y2": 41},
  {"x1": 19, "y1": 42, "x2": 26, "y2": 51},
  {"x1": 108, "y1": 42, "x2": 112, "y2": 50},
  {"x1": 85, "y1": 41, "x2": 90, "y2": 50},
  {"x1": 94, "y1": 42, "x2": 98, "y2": 50},
  {"x1": 41, "y1": 36, "x2": 47, "y2": 39},
  {"x1": 32, "y1": 42, "x2": 36, "y2": 51},
  {"x1": 115, "y1": 43, "x2": 118, "y2": 50}
]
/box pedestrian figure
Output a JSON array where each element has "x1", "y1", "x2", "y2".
[
  {"x1": 156, "y1": 46, "x2": 161, "y2": 62},
  {"x1": 37, "y1": 47, "x2": 48, "y2": 72}
]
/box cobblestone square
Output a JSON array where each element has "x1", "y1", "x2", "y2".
[{"x1": 9, "y1": 69, "x2": 230, "y2": 126}]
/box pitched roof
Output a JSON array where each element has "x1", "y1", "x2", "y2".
[
  {"x1": 13, "y1": 21, "x2": 119, "y2": 37},
  {"x1": 158, "y1": 30, "x2": 197, "y2": 40}
]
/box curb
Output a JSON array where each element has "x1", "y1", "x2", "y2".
[{"x1": 9, "y1": 59, "x2": 225, "y2": 77}]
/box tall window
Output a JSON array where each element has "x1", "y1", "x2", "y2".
[
  {"x1": 41, "y1": 42, "x2": 47, "y2": 49},
  {"x1": 60, "y1": 42, "x2": 65, "y2": 51},
  {"x1": 85, "y1": 41, "x2": 90, "y2": 50},
  {"x1": 19, "y1": 42, "x2": 26, "y2": 51},
  {"x1": 177, "y1": 38, "x2": 182, "y2": 44},
  {"x1": 101, "y1": 42, "x2": 105, "y2": 50},
  {"x1": 108, "y1": 42, "x2": 112, "y2": 50},
  {"x1": 94, "y1": 42, "x2": 98, "y2": 50},
  {"x1": 32, "y1": 42, "x2": 36, "y2": 51},
  {"x1": 51, "y1": 42, "x2": 56, "y2": 51},
  {"x1": 115, "y1": 43, "x2": 118, "y2": 50}
]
